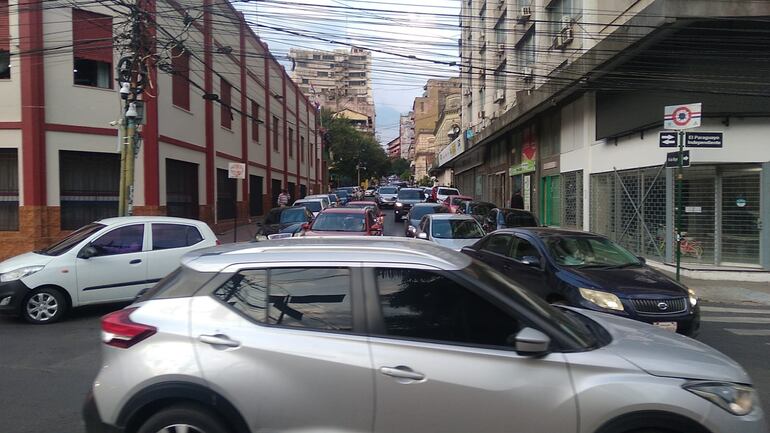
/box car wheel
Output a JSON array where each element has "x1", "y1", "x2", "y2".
[
  {"x1": 22, "y1": 288, "x2": 67, "y2": 324},
  {"x1": 137, "y1": 404, "x2": 230, "y2": 433}
]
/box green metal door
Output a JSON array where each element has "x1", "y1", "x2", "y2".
[{"x1": 541, "y1": 175, "x2": 561, "y2": 226}]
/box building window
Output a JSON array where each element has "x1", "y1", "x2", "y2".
[
  {"x1": 288, "y1": 128, "x2": 294, "y2": 158},
  {"x1": 548, "y1": 0, "x2": 582, "y2": 35},
  {"x1": 171, "y1": 46, "x2": 190, "y2": 110},
  {"x1": 251, "y1": 100, "x2": 260, "y2": 142},
  {"x1": 302, "y1": 78, "x2": 309, "y2": 84},
  {"x1": 317, "y1": 71, "x2": 328, "y2": 77},
  {"x1": 216, "y1": 168, "x2": 237, "y2": 220},
  {"x1": 166, "y1": 158, "x2": 199, "y2": 219},
  {"x1": 220, "y1": 78, "x2": 232, "y2": 129},
  {"x1": 60, "y1": 151, "x2": 119, "y2": 230},
  {"x1": 249, "y1": 174, "x2": 263, "y2": 216},
  {"x1": 0, "y1": 149, "x2": 18, "y2": 231},
  {"x1": 272, "y1": 116, "x2": 279, "y2": 151},
  {"x1": 301, "y1": 136, "x2": 305, "y2": 162},
  {"x1": 0, "y1": 0, "x2": 10, "y2": 79},
  {"x1": 72, "y1": 9, "x2": 113, "y2": 88},
  {"x1": 515, "y1": 31, "x2": 536, "y2": 68}
]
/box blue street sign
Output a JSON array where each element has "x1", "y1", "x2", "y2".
[
  {"x1": 659, "y1": 131, "x2": 677, "y2": 147},
  {"x1": 666, "y1": 150, "x2": 690, "y2": 168},
  {"x1": 685, "y1": 132, "x2": 723, "y2": 148}
]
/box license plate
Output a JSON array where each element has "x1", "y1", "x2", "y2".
[
  {"x1": 267, "y1": 233, "x2": 292, "y2": 240},
  {"x1": 653, "y1": 321, "x2": 678, "y2": 332}
]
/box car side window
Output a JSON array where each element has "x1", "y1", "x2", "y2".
[
  {"x1": 374, "y1": 268, "x2": 521, "y2": 348},
  {"x1": 419, "y1": 216, "x2": 429, "y2": 233},
  {"x1": 366, "y1": 211, "x2": 376, "y2": 227},
  {"x1": 510, "y1": 236, "x2": 541, "y2": 261},
  {"x1": 90, "y1": 224, "x2": 144, "y2": 256},
  {"x1": 152, "y1": 224, "x2": 204, "y2": 250},
  {"x1": 213, "y1": 267, "x2": 353, "y2": 332},
  {"x1": 480, "y1": 234, "x2": 511, "y2": 255}
]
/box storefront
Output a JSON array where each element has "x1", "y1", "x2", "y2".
[{"x1": 507, "y1": 128, "x2": 537, "y2": 211}]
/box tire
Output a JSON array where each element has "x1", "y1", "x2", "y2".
[
  {"x1": 136, "y1": 404, "x2": 230, "y2": 433},
  {"x1": 22, "y1": 287, "x2": 67, "y2": 324}
]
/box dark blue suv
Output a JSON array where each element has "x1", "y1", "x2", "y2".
[{"x1": 462, "y1": 228, "x2": 700, "y2": 337}]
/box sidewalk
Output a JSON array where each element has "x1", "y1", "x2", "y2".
[
  {"x1": 216, "y1": 219, "x2": 262, "y2": 244},
  {"x1": 657, "y1": 270, "x2": 770, "y2": 306}
]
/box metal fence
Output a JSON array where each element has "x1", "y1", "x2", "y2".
[
  {"x1": 590, "y1": 166, "x2": 667, "y2": 261},
  {"x1": 560, "y1": 170, "x2": 583, "y2": 229}
]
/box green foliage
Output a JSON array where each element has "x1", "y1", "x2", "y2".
[
  {"x1": 400, "y1": 170, "x2": 412, "y2": 181},
  {"x1": 389, "y1": 158, "x2": 411, "y2": 176},
  {"x1": 417, "y1": 175, "x2": 432, "y2": 187},
  {"x1": 322, "y1": 108, "x2": 388, "y2": 186}
]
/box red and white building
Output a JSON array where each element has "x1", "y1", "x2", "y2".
[{"x1": 0, "y1": 0, "x2": 325, "y2": 260}]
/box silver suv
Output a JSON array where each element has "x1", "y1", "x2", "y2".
[{"x1": 84, "y1": 238, "x2": 766, "y2": 433}]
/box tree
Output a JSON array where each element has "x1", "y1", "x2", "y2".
[
  {"x1": 400, "y1": 170, "x2": 412, "y2": 181},
  {"x1": 389, "y1": 158, "x2": 411, "y2": 177},
  {"x1": 417, "y1": 176, "x2": 432, "y2": 187},
  {"x1": 322, "y1": 109, "x2": 389, "y2": 186}
]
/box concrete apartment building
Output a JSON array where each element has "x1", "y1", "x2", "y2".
[
  {"x1": 411, "y1": 78, "x2": 461, "y2": 180},
  {"x1": 288, "y1": 47, "x2": 375, "y2": 134},
  {"x1": 399, "y1": 112, "x2": 414, "y2": 160},
  {"x1": 386, "y1": 137, "x2": 401, "y2": 159},
  {"x1": 0, "y1": 0, "x2": 323, "y2": 260},
  {"x1": 443, "y1": 0, "x2": 770, "y2": 274}
]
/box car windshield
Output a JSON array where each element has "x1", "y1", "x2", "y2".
[
  {"x1": 500, "y1": 210, "x2": 539, "y2": 227},
  {"x1": 398, "y1": 190, "x2": 422, "y2": 200},
  {"x1": 545, "y1": 236, "x2": 642, "y2": 268},
  {"x1": 311, "y1": 213, "x2": 366, "y2": 232},
  {"x1": 335, "y1": 190, "x2": 349, "y2": 198},
  {"x1": 431, "y1": 219, "x2": 485, "y2": 239},
  {"x1": 279, "y1": 208, "x2": 309, "y2": 224},
  {"x1": 450, "y1": 197, "x2": 468, "y2": 206},
  {"x1": 470, "y1": 203, "x2": 493, "y2": 216},
  {"x1": 438, "y1": 188, "x2": 459, "y2": 196},
  {"x1": 466, "y1": 260, "x2": 598, "y2": 350},
  {"x1": 410, "y1": 205, "x2": 447, "y2": 220},
  {"x1": 379, "y1": 187, "x2": 398, "y2": 194},
  {"x1": 35, "y1": 223, "x2": 105, "y2": 256},
  {"x1": 295, "y1": 201, "x2": 322, "y2": 212},
  {"x1": 328, "y1": 195, "x2": 338, "y2": 203}
]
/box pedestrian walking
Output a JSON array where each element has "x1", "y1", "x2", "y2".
[
  {"x1": 277, "y1": 189, "x2": 290, "y2": 207},
  {"x1": 510, "y1": 189, "x2": 524, "y2": 209}
]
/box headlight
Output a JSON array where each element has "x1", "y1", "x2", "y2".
[
  {"x1": 0, "y1": 265, "x2": 45, "y2": 282},
  {"x1": 684, "y1": 381, "x2": 755, "y2": 416},
  {"x1": 395, "y1": 202, "x2": 403, "y2": 207},
  {"x1": 255, "y1": 234, "x2": 268, "y2": 241},
  {"x1": 688, "y1": 288, "x2": 698, "y2": 306},
  {"x1": 578, "y1": 288, "x2": 624, "y2": 311}
]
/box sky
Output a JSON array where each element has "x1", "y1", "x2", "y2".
[{"x1": 236, "y1": 0, "x2": 461, "y2": 145}]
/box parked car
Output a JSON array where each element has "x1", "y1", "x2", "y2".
[
  {"x1": 345, "y1": 201, "x2": 385, "y2": 225},
  {"x1": 364, "y1": 187, "x2": 376, "y2": 197},
  {"x1": 301, "y1": 208, "x2": 383, "y2": 237},
  {"x1": 292, "y1": 198, "x2": 327, "y2": 218},
  {"x1": 375, "y1": 186, "x2": 399, "y2": 208},
  {"x1": 462, "y1": 228, "x2": 702, "y2": 336},
  {"x1": 256, "y1": 206, "x2": 314, "y2": 240},
  {"x1": 394, "y1": 188, "x2": 425, "y2": 221},
  {"x1": 404, "y1": 203, "x2": 450, "y2": 237},
  {"x1": 84, "y1": 237, "x2": 766, "y2": 433},
  {"x1": 303, "y1": 194, "x2": 332, "y2": 209},
  {"x1": 334, "y1": 190, "x2": 351, "y2": 206},
  {"x1": 0, "y1": 216, "x2": 217, "y2": 324},
  {"x1": 442, "y1": 195, "x2": 474, "y2": 213},
  {"x1": 429, "y1": 186, "x2": 460, "y2": 203},
  {"x1": 327, "y1": 193, "x2": 339, "y2": 207},
  {"x1": 482, "y1": 207, "x2": 539, "y2": 232},
  {"x1": 414, "y1": 214, "x2": 486, "y2": 250},
  {"x1": 456, "y1": 200, "x2": 496, "y2": 223}
]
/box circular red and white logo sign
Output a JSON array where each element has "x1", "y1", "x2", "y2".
[{"x1": 672, "y1": 107, "x2": 692, "y2": 127}]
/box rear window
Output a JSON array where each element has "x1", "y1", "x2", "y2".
[
  {"x1": 410, "y1": 205, "x2": 447, "y2": 220},
  {"x1": 135, "y1": 266, "x2": 217, "y2": 302},
  {"x1": 296, "y1": 201, "x2": 322, "y2": 212},
  {"x1": 379, "y1": 187, "x2": 398, "y2": 194},
  {"x1": 152, "y1": 224, "x2": 204, "y2": 250},
  {"x1": 438, "y1": 188, "x2": 459, "y2": 196},
  {"x1": 501, "y1": 211, "x2": 539, "y2": 228},
  {"x1": 398, "y1": 190, "x2": 423, "y2": 200}
]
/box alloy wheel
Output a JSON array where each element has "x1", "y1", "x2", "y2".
[
  {"x1": 155, "y1": 425, "x2": 207, "y2": 433},
  {"x1": 26, "y1": 292, "x2": 59, "y2": 322}
]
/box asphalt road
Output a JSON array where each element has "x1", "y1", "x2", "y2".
[{"x1": 1, "y1": 207, "x2": 769, "y2": 432}]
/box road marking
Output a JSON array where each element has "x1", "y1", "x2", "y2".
[
  {"x1": 700, "y1": 306, "x2": 770, "y2": 315},
  {"x1": 701, "y1": 316, "x2": 770, "y2": 324},
  {"x1": 724, "y1": 329, "x2": 770, "y2": 336}
]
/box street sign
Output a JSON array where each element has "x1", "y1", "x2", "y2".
[
  {"x1": 665, "y1": 150, "x2": 690, "y2": 168},
  {"x1": 228, "y1": 162, "x2": 246, "y2": 179},
  {"x1": 685, "y1": 131, "x2": 723, "y2": 148},
  {"x1": 664, "y1": 103, "x2": 702, "y2": 130},
  {"x1": 659, "y1": 131, "x2": 677, "y2": 147}
]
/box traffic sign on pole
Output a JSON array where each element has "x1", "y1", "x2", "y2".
[
  {"x1": 685, "y1": 131, "x2": 723, "y2": 148},
  {"x1": 659, "y1": 131, "x2": 677, "y2": 147},
  {"x1": 666, "y1": 150, "x2": 690, "y2": 168},
  {"x1": 664, "y1": 103, "x2": 702, "y2": 130}
]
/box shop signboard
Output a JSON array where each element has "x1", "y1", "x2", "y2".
[
  {"x1": 438, "y1": 137, "x2": 465, "y2": 167},
  {"x1": 509, "y1": 142, "x2": 537, "y2": 176}
]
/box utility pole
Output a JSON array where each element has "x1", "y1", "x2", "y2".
[{"x1": 675, "y1": 130, "x2": 684, "y2": 281}]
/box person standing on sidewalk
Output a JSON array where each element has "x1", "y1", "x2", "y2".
[
  {"x1": 510, "y1": 189, "x2": 525, "y2": 209},
  {"x1": 277, "y1": 189, "x2": 290, "y2": 207}
]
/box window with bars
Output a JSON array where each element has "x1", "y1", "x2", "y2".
[
  {"x1": 560, "y1": 170, "x2": 583, "y2": 229},
  {"x1": 60, "y1": 151, "x2": 119, "y2": 230},
  {"x1": 0, "y1": 149, "x2": 18, "y2": 230}
]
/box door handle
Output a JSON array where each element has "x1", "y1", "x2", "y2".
[
  {"x1": 129, "y1": 259, "x2": 142, "y2": 264},
  {"x1": 379, "y1": 366, "x2": 425, "y2": 381},
  {"x1": 199, "y1": 334, "x2": 240, "y2": 348}
]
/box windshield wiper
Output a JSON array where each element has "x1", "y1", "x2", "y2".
[{"x1": 601, "y1": 263, "x2": 641, "y2": 270}]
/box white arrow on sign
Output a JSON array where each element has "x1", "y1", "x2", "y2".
[{"x1": 661, "y1": 135, "x2": 676, "y2": 145}]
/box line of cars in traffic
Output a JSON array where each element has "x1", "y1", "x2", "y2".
[{"x1": 0, "y1": 182, "x2": 763, "y2": 432}]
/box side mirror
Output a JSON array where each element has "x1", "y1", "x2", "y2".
[
  {"x1": 406, "y1": 225, "x2": 417, "y2": 237},
  {"x1": 417, "y1": 232, "x2": 428, "y2": 240},
  {"x1": 637, "y1": 256, "x2": 646, "y2": 264},
  {"x1": 512, "y1": 327, "x2": 551, "y2": 356},
  {"x1": 78, "y1": 245, "x2": 98, "y2": 259},
  {"x1": 521, "y1": 256, "x2": 541, "y2": 268}
]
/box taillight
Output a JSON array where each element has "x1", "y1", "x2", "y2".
[
  {"x1": 101, "y1": 307, "x2": 157, "y2": 348},
  {"x1": 216, "y1": 239, "x2": 222, "y2": 245}
]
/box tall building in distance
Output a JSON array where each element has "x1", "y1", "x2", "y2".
[{"x1": 289, "y1": 47, "x2": 376, "y2": 135}]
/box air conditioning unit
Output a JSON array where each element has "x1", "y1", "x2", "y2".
[
  {"x1": 554, "y1": 18, "x2": 574, "y2": 49},
  {"x1": 517, "y1": 6, "x2": 532, "y2": 21},
  {"x1": 521, "y1": 67, "x2": 534, "y2": 81},
  {"x1": 478, "y1": 110, "x2": 486, "y2": 119},
  {"x1": 497, "y1": 0, "x2": 505, "y2": 10},
  {"x1": 463, "y1": 89, "x2": 472, "y2": 97},
  {"x1": 494, "y1": 88, "x2": 505, "y2": 102}
]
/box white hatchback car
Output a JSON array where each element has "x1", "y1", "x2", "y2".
[{"x1": 0, "y1": 216, "x2": 217, "y2": 324}]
